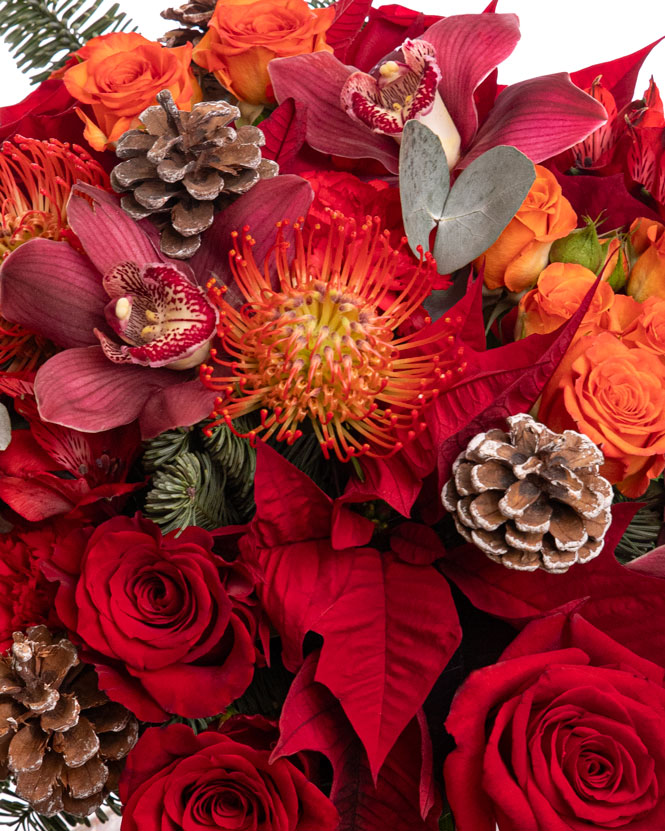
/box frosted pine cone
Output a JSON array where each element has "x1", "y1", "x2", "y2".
[
  {"x1": 160, "y1": 0, "x2": 216, "y2": 47},
  {"x1": 441, "y1": 414, "x2": 613, "y2": 573},
  {"x1": 111, "y1": 89, "x2": 278, "y2": 258},
  {"x1": 0, "y1": 627, "x2": 138, "y2": 817}
]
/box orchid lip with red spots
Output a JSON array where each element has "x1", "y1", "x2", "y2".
[
  {"x1": 342, "y1": 39, "x2": 462, "y2": 166},
  {"x1": 96, "y1": 261, "x2": 219, "y2": 370},
  {"x1": 341, "y1": 40, "x2": 441, "y2": 135}
]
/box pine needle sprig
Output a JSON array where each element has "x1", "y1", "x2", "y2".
[
  {"x1": 142, "y1": 427, "x2": 193, "y2": 473},
  {"x1": 614, "y1": 479, "x2": 665, "y2": 563},
  {"x1": 143, "y1": 418, "x2": 257, "y2": 535},
  {"x1": 0, "y1": 784, "x2": 121, "y2": 830},
  {"x1": 0, "y1": 0, "x2": 136, "y2": 83},
  {"x1": 145, "y1": 451, "x2": 230, "y2": 534}
]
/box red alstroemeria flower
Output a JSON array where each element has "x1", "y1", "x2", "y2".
[
  {"x1": 0, "y1": 376, "x2": 142, "y2": 522},
  {"x1": 268, "y1": 13, "x2": 607, "y2": 174}
]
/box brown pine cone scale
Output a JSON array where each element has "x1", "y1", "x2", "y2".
[
  {"x1": 0, "y1": 627, "x2": 138, "y2": 817},
  {"x1": 111, "y1": 89, "x2": 279, "y2": 259},
  {"x1": 442, "y1": 414, "x2": 613, "y2": 573}
]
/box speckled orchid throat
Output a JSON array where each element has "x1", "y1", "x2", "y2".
[{"x1": 97, "y1": 262, "x2": 219, "y2": 369}]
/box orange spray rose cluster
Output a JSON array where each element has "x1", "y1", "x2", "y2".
[{"x1": 511, "y1": 208, "x2": 665, "y2": 497}]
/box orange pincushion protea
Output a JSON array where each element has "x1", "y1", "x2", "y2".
[
  {"x1": 0, "y1": 136, "x2": 108, "y2": 371},
  {"x1": 201, "y1": 214, "x2": 466, "y2": 462}
]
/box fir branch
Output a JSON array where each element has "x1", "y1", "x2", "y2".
[
  {"x1": 144, "y1": 450, "x2": 230, "y2": 534},
  {"x1": 143, "y1": 419, "x2": 256, "y2": 535},
  {"x1": 614, "y1": 479, "x2": 665, "y2": 563},
  {"x1": 0, "y1": 784, "x2": 121, "y2": 830},
  {"x1": 142, "y1": 427, "x2": 193, "y2": 472},
  {"x1": 0, "y1": 0, "x2": 136, "y2": 83}
]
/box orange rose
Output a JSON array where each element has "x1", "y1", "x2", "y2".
[
  {"x1": 600, "y1": 293, "x2": 642, "y2": 335},
  {"x1": 516, "y1": 262, "x2": 614, "y2": 338},
  {"x1": 630, "y1": 216, "x2": 664, "y2": 255},
  {"x1": 624, "y1": 296, "x2": 665, "y2": 359},
  {"x1": 538, "y1": 330, "x2": 665, "y2": 497},
  {"x1": 193, "y1": 0, "x2": 335, "y2": 106},
  {"x1": 64, "y1": 33, "x2": 201, "y2": 151},
  {"x1": 475, "y1": 165, "x2": 577, "y2": 293},
  {"x1": 627, "y1": 220, "x2": 665, "y2": 301}
]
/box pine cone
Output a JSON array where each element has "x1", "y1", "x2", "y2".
[
  {"x1": 0, "y1": 627, "x2": 138, "y2": 817},
  {"x1": 160, "y1": 0, "x2": 216, "y2": 46},
  {"x1": 111, "y1": 89, "x2": 279, "y2": 259},
  {"x1": 162, "y1": 0, "x2": 216, "y2": 27},
  {"x1": 441, "y1": 414, "x2": 613, "y2": 573}
]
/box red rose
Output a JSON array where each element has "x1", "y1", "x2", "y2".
[
  {"x1": 445, "y1": 612, "x2": 665, "y2": 831},
  {"x1": 43, "y1": 515, "x2": 264, "y2": 721},
  {"x1": 119, "y1": 717, "x2": 338, "y2": 831}
]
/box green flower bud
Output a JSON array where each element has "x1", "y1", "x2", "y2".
[{"x1": 549, "y1": 220, "x2": 603, "y2": 273}]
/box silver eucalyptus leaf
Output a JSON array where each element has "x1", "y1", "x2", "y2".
[
  {"x1": 433, "y1": 145, "x2": 536, "y2": 274},
  {"x1": 399, "y1": 120, "x2": 450, "y2": 256},
  {"x1": 0, "y1": 403, "x2": 11, "y2": 451}
]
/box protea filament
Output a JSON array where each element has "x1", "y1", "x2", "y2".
[{"x1": 201, "y1": 214, "x2": 466, "y2": 462}]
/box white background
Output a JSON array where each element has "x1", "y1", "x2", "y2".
[{"x1": 0, "y1": 0, "x2": 663, "y2": 107}]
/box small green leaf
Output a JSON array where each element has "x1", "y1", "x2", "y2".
[
  {"x1": 433, "y1": 145, "x2": 535, "y2": 273},
  {"x1": 399, "y1": 119, "x2": 450, "y2": 255}
]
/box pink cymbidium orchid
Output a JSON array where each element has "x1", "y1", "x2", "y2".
[
  {"x1": 0, "y1": 176, "x2": 313, "y2": 437},
  {"x1": 0, "y1": 184, "x2": 221, "y2": 437},
  {"x1": 269, "y1": 13, "x2": 608, "y2": 174}
]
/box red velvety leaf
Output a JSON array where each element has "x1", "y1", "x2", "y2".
[
  {"x1": 462, "y1": 73, "x2": 608, "y2": 167},
  {"x1": 551, "y1": 167, "x2": 662, "y2": 228},
  {"x1": 435, "y1": 278, "x2": 600, "y2": 485},
  {"x1": 439, "y1": 503, "x2": 665, "y2": 665},
  {"x1": 327, "y1": 0, "x2": 373, "y2": 62},
  {"x1": 250, "y1": 447, "x2": 460, "y2": 774},
  {"x1": 269, "y1": 52, "x2": 399, "y2": 173},
  {"x1": 390, "y1": 522, "x2": 446, "y2": 565},
  {"x1": 423, "y1": 14, "x2": 520, "y2": 149},
  {"x1": 313, "y1": 551, "x2": 460, "y2": 778},
  {"x1": 253, "y1": 443, "x2": 334, "y2": 546},
  {"x1": 273, "y1": 652, "x2": 440, "y2": 830},
  {"x1": 260, "y1": 99, "x2": 307, "y2": 167},
  {"x1": 570, "y1": 38, "x2": 664, "y2": 110},
  {"x1": 345, "y1": 453, "x2": 423, "y2": 517}
]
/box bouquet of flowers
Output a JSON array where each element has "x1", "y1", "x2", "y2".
[{"x1": 0, "y1": 0, "x2": 663, "y2": 829}]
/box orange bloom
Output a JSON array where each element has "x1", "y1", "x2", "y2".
[
  {"x1": 64, "y1": 33, "x2": 201, "y2": 151},
  {"x1": 193, "y1": 0, "x2": 335, "y2": 106},
  {"x1": 476, "y1": 165, "x2": 577, "y2": 293},
  {"x1": 538, "y1": 330, "x2": 665, "y2": 497},
  {"x1": 600, "y1": 293, "x2": 642, "y2": 335},
  {"x1": 623, "y1": 296, "x2": 665, "y2": 360},
  {"x1": 627, "y1": 220, "x2": 665, "y2": 301},
  {"x1": 516, "y1": 262, "x2": 614, "y2": 338}
]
